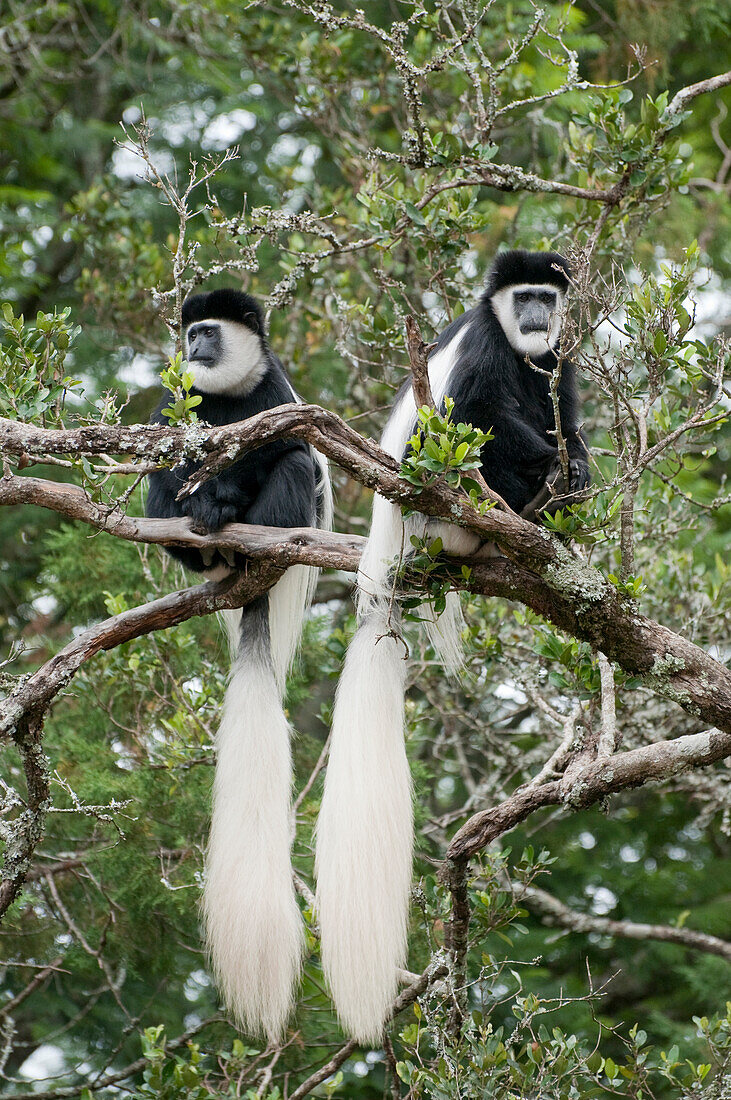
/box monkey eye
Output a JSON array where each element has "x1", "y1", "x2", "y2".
[
  {"x1": 540, "y1": 292, "x2": 556, "y2": 305},
  {"x1": 516, "y1": 292, "x2": 531, "y2": 303}
]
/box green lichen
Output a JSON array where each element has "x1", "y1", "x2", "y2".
[
  {"x1": 644, "y1": 654, "x2": 701, "y2": 715},
  {"x1": 544, "y1": 546, "x2": 606, "y2": 608},
  {"x1": 650, "y1": 653, "x2": 686, "y2": 677}
]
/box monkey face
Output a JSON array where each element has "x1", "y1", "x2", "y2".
[
  {"x1": 489, "y1": 283, "x2": 565, "y2": 358},
  {"x1": 513, "y1": 287, "x2": 559, "y2": 335},
  {"x1": 185, "y1": 319, "x2": 267, "y2": 395}
]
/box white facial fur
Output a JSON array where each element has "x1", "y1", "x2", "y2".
[
  {"x1": 490, "y1": 283, "x2": 565, "y2": 358},
  {"x1": 186, "y1": 318, "x2": 267, "y2": 395}
]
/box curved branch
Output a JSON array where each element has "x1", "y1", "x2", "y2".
[
  {"x1": 513, "y1": 883, "x2": 731, "y2": 963},
  {"x1": 0, "y1": 566, "x2": 283, "y2": 747},
  {"x1": 0, "y1": 566, "x2": 283, "y2": 918},
  {"x1": 445, "y1": 725, "x2": 730, "y2": 863},
  {"x1": 2, "y1": 471, "x2": 731, "y2": 736}
]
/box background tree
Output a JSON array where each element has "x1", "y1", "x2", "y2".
[{"x1": 0, "y1": 1, "x2": 730, "y2": 1097}]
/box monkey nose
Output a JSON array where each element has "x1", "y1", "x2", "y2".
[{"x1": 520, "y1": 305, "x2": 551, "y2": 333}]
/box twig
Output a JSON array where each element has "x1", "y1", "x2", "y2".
[
  {"x1": 597, "y1": 653, "x2": 618, "y2": 758},
  {"x1": 288, "y1": 961, "x2": 447, "y2": 1100}
]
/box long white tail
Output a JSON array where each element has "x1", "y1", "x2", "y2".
[
  {"x1": 205, "y1": 445, "x2": 332, "y2": 1038},
  {"x1": 203, "y1": 599, "x2": 303, "y2": 1040},
  {"x1": 315, "y1": 498, "x2": 476, "y2": 1042},
  {"x1": 315, "y1": 606, "x2": 413, "y2": 1042}
]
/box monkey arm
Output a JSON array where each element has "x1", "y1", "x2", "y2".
[
  {"x1": 145, "y1": 464, "x2": 233, "y2": 571},
  {"x1": 484, "y1": 410, "x2": 558, "y2": 468},
  {"x1": 244, "y1": 445, "x2": 316, "y2": 529}
]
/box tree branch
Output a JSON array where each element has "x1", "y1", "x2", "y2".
[
  {"x1": 0, "y1": 567, "x2": 283, "y2": 746},
  {"x1": 2, "y1": 470, "x2": 731, "y2": 736},
  {"x1": 512, "y1": 883, "x2": 731, "y2": 963},
  {"x1": 0, "y1": 566, "x2": 283, "y2": 919},
  {"x1": 445, "y1": 725, "x2": 730, "y2": 863}
]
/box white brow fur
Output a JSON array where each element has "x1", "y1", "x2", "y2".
[
  {"x1": 186, "y1": 318, "x2": 267, "y2": 395},
  {"x1": 490, "y1": 283, "x2": 565, "y2": 359}
]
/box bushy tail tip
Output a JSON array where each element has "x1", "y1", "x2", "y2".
[
  {"x1": 315, "y1": 610, "x2": 413, "y2": 1042},
  {"x1": 203, "y1": 641, "x2": 302, "y2": 1039}
]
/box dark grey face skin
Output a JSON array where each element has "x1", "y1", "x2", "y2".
[
  {"x1": 187, "y1": 322, "x2": 223, "y2": 367},
  {"x1": 513, "y1": 287, "x2": 558, "y2": 334}
]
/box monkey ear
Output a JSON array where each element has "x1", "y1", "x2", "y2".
[{"x1": 244, "y1": 311, "x2": 261, "y2": 334}]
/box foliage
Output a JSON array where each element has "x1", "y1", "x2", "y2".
[
  {"x1": 158, "y1": 354, "x2": 203, "y2": 425},
  {"x1": 0, "y1": 1, "x2": 730, "y2": 1098},
  {"x1": 401, "y1": 397, "x2": 494, "y2": 504},
  {"x1": 0, "y1": 304, "x2": 82, "y2": 424}
]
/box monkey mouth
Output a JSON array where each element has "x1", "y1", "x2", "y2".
[
  {"x1": 520, "y1": 323, "x2": 549, "y2": 334},
  {"x1": 189, "y1": 356, "x2": 215, "y2": 366}
]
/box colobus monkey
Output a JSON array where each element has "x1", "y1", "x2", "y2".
[
  {"x1": 146, "y1": 288, "x2": 332, "y2": 1039},
  {"x1": 315, "y1": 250, "x2": 589, "y2": 1042}
]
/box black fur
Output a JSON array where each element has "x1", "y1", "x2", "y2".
[
  {"x1": 182, "y1": 289, "x2": 265, "y2": 335},
  {"x1": 147, "y1": 294, "x2": 320, "y2": 572},
  {"x1": 486, "y1": 249, "x2": 571, "y2": 296},
  {"x1": 415, "y1": 250, "x2": 588, "y2": 513}
]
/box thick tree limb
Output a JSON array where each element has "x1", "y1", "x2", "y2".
[
  {"x1": 0, "y1": 474, "x2": 363, "y2": 572},
  {"x1": 2, "y1": 473, "x2": 731, "y2": 736}
]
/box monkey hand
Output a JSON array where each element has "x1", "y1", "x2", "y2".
[
  {"x1": 568, "y1": 458, "x2": 590, "y2": 493},
  {"x1": 181, "y1": 489, "x2": 237, "y2": 535}
]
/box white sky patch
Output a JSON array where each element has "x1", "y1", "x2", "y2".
[
  {"x1": 494, "y1": 681, "x2": 528, "y2": 705},
  {"x1": 586, "y1": 885, "x2": 617, "y2": 916},
  {"x1": 118, "y1": 352, "x2": 159, "y2": 389},
  {"x1": 620, "y1": 844, "x2": 641, "y2": 863},
  {"x1": 19, "y1": 1044, "x2": 66, "y2": 1080},
  {"x1": 267, "y1": 133, "x2": 307, "y2": 167},
  {"x1": 112, "y1": 143, "x2": 176, "y2": 182},
  {"x1": 579, "y1": 831, "x2": 596, "y2": 849},
  {"x1": 202, "y1": 109, "x2": 257, "y2": 151},
  {"x1": 437, "y1": 776, "x2": 456, "y2": 799},
  {"x1": 31, "y1": 594, "x2": 58, "y2": 617},
  {"x1": 293, "y1": 143, "x2": 321, "y2": 182},
  {"x1": 111, "y1": 738, "x2": 136, "y2": 771},
  {"x1": 184, "y1": 969, "x2": 211, "y2": 1001},
  {"x1": 32, "y1": 225, "x2": 53, "y2": 247}
]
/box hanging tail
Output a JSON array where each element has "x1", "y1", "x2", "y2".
[
  {"x1": 315, "y1": 498, "x2": 476, "y2": 1041},
  {"x1": 207, "y1": 446, "x2": 332, "y2": 1038},
  {"x1": 315, "y1": 603, "x2": 413, "y2": 1042},
  {"x1": 203, "y1": 597, "x2": 303, "y2": 1039}
]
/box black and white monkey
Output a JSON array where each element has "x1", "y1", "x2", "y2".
[
  {"x1": 315, "y1": 250, "x2": 590, "y2": 1042},
  {"x1": 146, "y1": 288, "x2": 332, "y2": 1039}
]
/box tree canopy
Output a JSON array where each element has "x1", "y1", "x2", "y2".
[{"x1": 0, "y1": 2, "x2": 730, "y2": 1097}]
